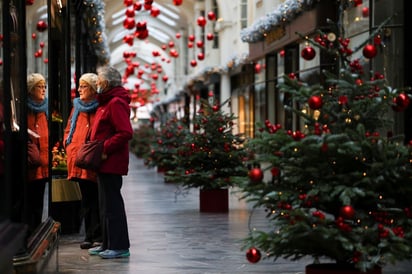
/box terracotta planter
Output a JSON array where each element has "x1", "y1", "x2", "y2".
[
  {"x1": 306, "y1": 264, "x2": 382, "y2": 274},
  {"x1": 199, "y1": 188, "x2": 228, "y2": 213}
]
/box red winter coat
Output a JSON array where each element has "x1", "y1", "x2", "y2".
[
  {"x1": 63, "y1": 108, "x2": 97, "y2": 182},
  {"x1": 27, "y1": 110, "x2": 49, "y2": 181},
  {"x1": 90, "y1": 86, "x2": 133, "y2": 175}
]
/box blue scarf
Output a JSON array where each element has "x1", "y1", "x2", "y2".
[
  {"x1": 27, "y1": 97, "x2": 48, "y2": 115},
  {"x1": 66, "y1": 98, "x2": 99, "y2": 145}
]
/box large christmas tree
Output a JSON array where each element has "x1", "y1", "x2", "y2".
[{"x1": 238, "y1": 13, "x2": 412, "y2": 273}]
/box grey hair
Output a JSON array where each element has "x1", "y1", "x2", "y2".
[{"x1": 97, "y1": 66, "x2": 122, "y2": 88}]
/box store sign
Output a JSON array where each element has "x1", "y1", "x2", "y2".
[{"x1": 265, "y1": 26, "x2": 286, "y2": 44}]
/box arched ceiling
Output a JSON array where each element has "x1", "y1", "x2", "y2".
[{"x1": 103, "y1": 0, "x2": 196, "y2": 91}]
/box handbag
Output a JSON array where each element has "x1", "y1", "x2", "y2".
[
  {"x1": 28, "y1": 140, "x2": 42, "y2": 168},
  {"x1": 74, "y1": 139, "x2": 104, "y2": 171}
]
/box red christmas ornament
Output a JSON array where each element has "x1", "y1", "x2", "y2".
[
  {"x1": 197, "y1": 16, "x2": 207, "y2": 27},
  {"x1": 353, "y1": 0, "x2": 362, "y2": 7},
  {"x1": 301, "y1": 46, "x2": 316, "y2": 61},
  {"x1": 362, "y1": 7, "x2": 369, "y2": 17},
  {"x1": 162, "y1": 75, "x2": 168, "y2": 82},
  {"x1": 36, "y1": 20, "x2": 48, "y2": 32},
  {"x1": 187, "y1": 42, "x2": 194, "y2": 48},
  {"x1": 26, "y1": 0, "x2": 34, "y2": 5},
  {"x1": 173, "y1": 0, "x2": 183, "y2": 6},
  {"x1": 196, "y1": 40, "x2": 204, "y2": 48},
  {"x1": 150, "y1": 7, "x2": 160, "y2": 17},
  {"x1": 392, "y1": 93, "x2": 410, "y2": 112},
  {"x1": 123, "y1": 0, "x2": 133, "y2": 6},
  {"x1": 340, "y1": 205, "x2": 355, "y2": 219},
  {"x1": 190, "y1": 60, "x2": 197, "y2": 67},
  {"x1": 246, "y1": 247, "x2": 261, "y2": 263},
  {"x1": 123, "y1": 17, "x2": 136, "y2": 29},
  {"x1": 254, "y1": 63, "x2": 261, "y2": 74},
  {"x1": 168, "y1": 41, "x2": 175, "y2": 48},
  {"x1": 125, "y1": 7, "x2": 135, "y2": 17},
  {"x1": 362, "y1": 44, "x2": 377, "y2": 59},
  {"x1": 308, "y1": 95, "x2": 322, "y2": 110},
  {"x1": 134, "y1": 2, "x2": 142, "y2": 10},
  {"x1": 188, "y1": 35, "x2": 195, "y2": 42},
  {"x1": 197, "y1": 52, "x2": 205, "y2": 60},
  {"x1": 206, "y1": 33, "x2": 214, "y2": 41},
  {"x1": 207, "y1": 11, "x2": 216, "y2": 21},
  {"x1": 175, "y1": 32, "x2": 181, "y2": 39},
  {"x1": 123, "y1": 34, "x2": 134, "y2": 46},
  {"x1": 31, "y1": 33, "x2": 37, "y2": 39},
  {"x1": 249, "y1": 168, "x2": 263, "y2": 183}
]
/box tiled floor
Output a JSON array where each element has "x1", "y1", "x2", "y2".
[{"x1": 53, "y1": 153, "x2": 412, "y2": 274}]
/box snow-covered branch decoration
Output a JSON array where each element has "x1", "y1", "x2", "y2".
[
  {"x1": 240, "y1": 0, "x2": 318, "y2": 43},
  {"x1": 82, "y1": 0, "x2": 110, "y2": 65}
]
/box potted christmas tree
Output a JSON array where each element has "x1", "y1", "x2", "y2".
[
  {"x1": 167, "y1": 97, "x2": 249, "y2": 212},
  {"x1": 238, "y1": 16, "x2": 412, "y2": 274}
]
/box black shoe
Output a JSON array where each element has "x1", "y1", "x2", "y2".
[{"x1": 80, "y1": 241, "x2": 93, "y2": 249}]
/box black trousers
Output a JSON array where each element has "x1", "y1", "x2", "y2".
[
  {"x1": 97, "y1": 173, "x2": 130, "y2": 250},
  {"x1": 78, "y1": 179, "x2": 102, "y2": 243}
]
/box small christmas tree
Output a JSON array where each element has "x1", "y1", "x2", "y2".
[
  {"x1": 166, "y1": 97, "x2": 249, "y2": 190},
  {"x1": 130, "y1": 123, "x2": 155, "y2": 159},
  {"x1": 145, "y1": 117, "x2": 188, "y2": 173},
  {"x1": 238, "y1": 15, "x2": 412, "y2": 273}
]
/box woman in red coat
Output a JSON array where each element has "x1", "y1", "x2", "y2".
[
  {"x1": 64, "y1": 73, "x2": 102, "y2": 249},
  {"x1": 27, "y1": 73, "x2": 49, "y2": 234},
  {"x1": 87, "y1": 66, "x2": 133, "y2": 259}
]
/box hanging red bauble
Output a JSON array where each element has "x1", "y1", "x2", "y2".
[
  {"x1": 340, "y1": 205, "x2": 355, "y2": 219},
  {"x1": 123, "y1": 17, "x2": 136, "y2": 29},
  {"x1": 190, "y1": 59, "x2": 197, "y2": 67},
  {"x1": 279, "y1": 49, "x2": 285, "y2": 57},
  {"x1": 188, "y1": 35, "x2": 195, "y2": 42},
  {"x1": 207, "y1": 11, "x2": 216, "y2": 21},
  {"x1": 308, "y1": 95, "x2": 322, "y2": 110},
  {"x1": 196, "y1": 40, "x2": 204, "y2": 48},
  {"x1": 26, "y1": 0, "x2": 34, "y2": 5},
  {"x1": 392, "y1": 93, "x2": 410, "y2": 112},
  {"x1": 301, "y1": 46, "x2": 316, "y2": 60},
  {"x1": 43, "y1": 58, "x2": 48, "y2": 64},
  {"x1": 173, "y1": 0, "x2": 183, "y2": 6},
  {"x1": 168, "y1": 41, "x2": 175, "y2": 48},
  {"x1": 136, "y1": 29, "x2": 149, "y2": 40},
  {"x1": 362, "y1": 7, "x2": 369, "y2": 17},
  {"x1": 151, "y1": 74, "x2": 158, "y2": 80},
  {"x1": 123, "y1": 34, "x2": 134, "y2": 46},
  {"x1": 134, "y1": 1, "x2": 142, "y2": 10},
  {"x1": 136, "y1": 20, "x2": 147, "y2": 31},
  {"x1": 249, "y1": 168, "x2": 263, "y2": 183},
  {"x1": 197, "y1": 52, "x2": 205, "y2": 60},
  {"x1": 31, "y1": 33, "x2": 37, "y2": 39},
  {"x1": 187, "y1": 42, "x2": 193, "y2": 48},
  {"x1": 353, "y1": 0, "x2": 362, "y2": 7},
  {"x1": 169, "y1": 49, "x2": 179, "y2": 58},
  {"x1": 246, "y1": 247, "x2": 261, "y2": 263},
  {"x1": 150, "y1": 7, "x2": 160, "y2": 17},
  {"x1": 254, "y1": 63, "x2": 261, "y2": 74},
  {"x1": 175, "y1": 32, "x2": 181, "y2": 39},
  {"x1": 125, "y1": 7, "x2": 135, "y2": 17},
  {"x1": 123, "y1": 0, "x2": 133, "y2": 6},
  {"x1": 197, "y1": 16, "x2": 207, "y2": 27},
  {"x1": 162, "y1": 75, "x2": 168, "y2": 82},
  {"x1": 206, "y1": 33, "x2": 214, "y2": 41},
  {"x1": 36, "y1": 20, "x2": 48, "y2": 32},
  {"x1": 39, "y1": 41, "x2": 45, "y2": 48},
  {"x1": 362, "y1": 44, "x2": 377, "y2": 59}
]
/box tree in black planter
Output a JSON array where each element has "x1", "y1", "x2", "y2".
[
  {"x1": 237, "y1": 15, "x2": 412, "y2": 274},
  {"x1": 167, "y1": 97, "x2": 249, "y2": 212}
]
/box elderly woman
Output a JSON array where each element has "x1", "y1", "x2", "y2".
[
  {"x1": 87, "y1": 66, "x2": 133, "y2": 259},
  {"x1": 64, "y1": 73, "x2": 102, "y2": 249},
  {"x1": 27, "y1": 73, "x2": 49, "y2": 234}
]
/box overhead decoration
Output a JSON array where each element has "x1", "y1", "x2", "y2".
[
  {"x1": 240, "y1": 0, "x2": 318, "y2": 43},
  {"x1": 82, "y1": 0, "x2": 110, "y2": 65}
]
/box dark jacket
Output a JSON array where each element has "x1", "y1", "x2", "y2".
[{"x1": 90, "y1": 86, "x2": 133, "y2": 175}]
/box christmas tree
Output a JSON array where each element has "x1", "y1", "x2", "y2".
[
  {"x1": 238, "y1": 15, "x2": 412, "y2": 273},
  {"x1": 166, "y1": 97, "x2": 249, "y2": 190}
]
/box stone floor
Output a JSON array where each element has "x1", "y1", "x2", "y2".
[{"x1": 51, "y1": 153, "x2": 412, "y2": 274}]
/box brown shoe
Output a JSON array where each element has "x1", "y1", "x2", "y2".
[{"x1": 80, "y1": 241, "x2": 93, "y2": 249}]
